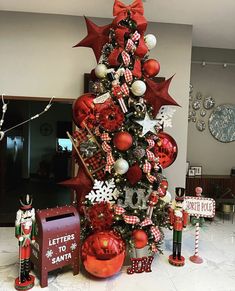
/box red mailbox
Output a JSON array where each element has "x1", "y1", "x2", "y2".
[{"x1": 31, "y1": 205, "x2": 80, "y2": 288}]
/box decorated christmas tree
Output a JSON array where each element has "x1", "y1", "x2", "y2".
[{"x1": 62, "y1": 0, "x2": 179, "y2": 277}]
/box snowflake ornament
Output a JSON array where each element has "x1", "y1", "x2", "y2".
[
  {"x1": 70, "y1": 243, "x2": 77, "y2": 251},
  {"x1": 155, "y1": 106, "x2": 176, "y2": 128},
  {"x1": 46, "y1": 249, "x2": 53, "y2": 259},
  {"x1": 86, "y1": 179, "x2": 118, "y2": 204}
]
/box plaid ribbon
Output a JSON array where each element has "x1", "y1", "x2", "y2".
[
  {"x1": 140, "y1": 217, "x2": 153, "y2": 227},
  {"x1": 143, "y1": 160, "x2": 152, "y2": 174},
  {"x1": 124, "y1": 68, "x2": 133, "y2": 83},
  {"x1": 121, "y1": 83, "x2": 129, "y2": 96},
  {"x1": 112, "y1": 84, "x2": 128, "y2": 113},
  {"x1": 101, "y1": 132, "x2": 111, "y2": 142},
  {"x1": 122, "y1": 51, "x2": 131, "y2": 66},
  {"x1": 132, "y1": 30, "x2": 141, "y2": 42},
  {"x1": 150, "y1": 226, "x2": 161, "y2": 242},
  {"x1": 126, "y1": 39, "x2": 136, "y2": 52},
  {"x1": 146, "y1": 139, "x2": 155, "y2": 161},
  {"x1": 101, "y1": 134, "x2": 115, "y2": 173},
  {"x1": 114, "y1": 205, "x2": 126, "y2": 215},
  {"x1": 123, "y1": 214, "x2": 140, "y2": 224}
]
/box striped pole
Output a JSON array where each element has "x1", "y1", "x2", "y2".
[{"x1": 190, "y1": 215, "x2": 203, "y2": 264}]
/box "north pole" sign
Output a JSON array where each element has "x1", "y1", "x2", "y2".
[{"x1": 185, "y1": 196, "x2": 215, "y2": 218}]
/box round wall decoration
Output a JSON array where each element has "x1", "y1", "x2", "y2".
[
  {"x1": 208, "y1": 104, "x2": 235, "y2": 143},
  {"x1": 40, "y1": 123, "x2": 53, "y2": 136}
]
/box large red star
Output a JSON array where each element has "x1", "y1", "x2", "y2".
[
  {"x1": 73, "y1": 17, "x2": 112, "y2": 62},
  {"x1": 144, "y1": 76, "x2": 180, "y2": 117},
  {"x1": 59, "y1": 166, "x2": 93, "y2": 212}
]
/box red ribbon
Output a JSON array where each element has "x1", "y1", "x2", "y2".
[
  {"x1": 113, "y1": 0, "x2": 144, "y2": 17},
  {"x1": 112, "y1": 0, "x2": 147, "y2": 34}
]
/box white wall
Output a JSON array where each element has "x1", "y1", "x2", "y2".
[
  {"x1": 0, "y1": 11, "x2": 192, "y2": 194},
  {"x1": 188, "y1": 47, "x2": 235, "y2": 175}
]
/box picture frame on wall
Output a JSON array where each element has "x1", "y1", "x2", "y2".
[
  {"x1": 188, "y1": 168, "x2": 195, "y2": 177},
  {"x1": 190, "y1": 166, "x2": 202, "y2": 176}
]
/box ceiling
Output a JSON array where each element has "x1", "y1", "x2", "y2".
[{"x1": 1, "y1": 0, "x2": 235, "y2": 49}]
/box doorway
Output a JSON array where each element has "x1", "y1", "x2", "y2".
[{"x1": 0, "y1": 96, "x2": 74, "y2": 225}]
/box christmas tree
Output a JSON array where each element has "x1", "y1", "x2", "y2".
[{"x1": 62, "y1": 0, "x2": 179, "y2": 277}]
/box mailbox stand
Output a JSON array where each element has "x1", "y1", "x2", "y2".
[{"x1": 31, "y1": 205, "x2": 80, "y2": 288}]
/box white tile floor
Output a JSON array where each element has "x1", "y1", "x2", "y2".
[{"x1": 0, "y1": 217, "x2": 235, "y2": 291}]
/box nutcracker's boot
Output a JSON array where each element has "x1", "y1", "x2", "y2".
[
  {"x1": 173, "y1": 242, "x2": 177, "y2": 259},
  {"x1": 25, "y1": 259, "x2": 31, "y2": 281},
  {"x1": 177, "y1": 243, "x2": 182, "y2": 260},
  {"x1": 20, "y1": 259, "x2": 26, "y2": 283}
]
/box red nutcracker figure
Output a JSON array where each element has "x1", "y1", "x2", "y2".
[
  {"x1": 168, "y1": 187, "x2": 188, "y2": 267},
  {"x1": 15, "y1": 194, "x2": 36, "y2": 290}
]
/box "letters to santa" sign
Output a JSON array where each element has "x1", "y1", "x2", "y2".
[{"x1": 185, "y1": 196, "x2": 215, "y2": 218}]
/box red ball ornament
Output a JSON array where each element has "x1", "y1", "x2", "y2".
[
  {"x1": 72, "y1": 93, "x2": 95, "y2": 128},
  {"x1": 113, "y1": 131, "x2": 133, "y2": 151},
  {"x1": 81, "y1": 231, "x2": 126, "y2": 278},
  {"x1": 142, "y1": 59, "x2": 160, "y2": 78},
  {"x1": 153, "y1": 132, "x2": 178, "y2": 168},
  {"x1": 132, "y1": 229, "x2": 148, "y2": 249}
]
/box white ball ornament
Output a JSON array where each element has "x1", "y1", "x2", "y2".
[
  {"x1": 113, "y1": 158, "x2": 129, "y2": 175},
  {"x1": 144, "y1": 34, "x2": 157, "y2": 50},
  {"x1": 95, "y1": 64, "x2": 107, "y2": 78},
  {"x1": 131, "y1": 80, "x2": 146, "y2": 97}
]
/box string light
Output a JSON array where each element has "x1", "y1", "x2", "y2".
[{"x1": 0, "y1": 95, "x2": 54, "y2": 141}]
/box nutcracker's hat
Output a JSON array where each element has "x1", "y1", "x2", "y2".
[
  {"x1": 20, "y1": 194, "x2": 33, "y2": 210},
  {"x1": 175, "y1": 187, "x2": 185, "y2": 201}
]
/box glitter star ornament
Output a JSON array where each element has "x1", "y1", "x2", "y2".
[{"x1": 134, "y1": 112, "x2": 160, "y2": 136}]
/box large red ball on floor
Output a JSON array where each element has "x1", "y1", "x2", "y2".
[
  {"x1": 142, "y1": 59, "x2": 160, "y2": 78},
  {"x1": 113, "y1": 131, "x2": 133, "y2": 151},
  {"x1": 153, "y1": 132, "x2": 178, "y2": 168},
  {"x1": 81, "y1": 231, "x2": 126, "y2": 278},
  {"x1": 132, "y1": 229, "x2": 148, "y2": 249}
]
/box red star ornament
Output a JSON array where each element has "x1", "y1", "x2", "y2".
[
  {"x1": 59, "y1": 165, "x2": 93, "y2": 213},
  {"x1": 145, "y1": 76, "x2": 180, "y2": 117},
  {"x1": 73, "y1": 17, "x2": 112, "y2": 62}
]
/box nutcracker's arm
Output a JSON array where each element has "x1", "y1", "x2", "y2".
[
  {"x1": 15, "y1": 209, "x2": 22, "y2": 239},
  {"x1": 183, "y1": 210, "x2": 188, "y2": 227},
  {"x1": 31, "y1": 208, "x2": 36, "y2": 241},
  {"x1": 168, "y1": 207, "x2": 174, "y2": 225}
]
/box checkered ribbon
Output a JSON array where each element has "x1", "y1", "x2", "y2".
[
  {"x1": 126, "y1": 39, "x2": 136, "y2": 52},
  {"x1": 101, "y1": 134, "x2": 115, "y2": 173},
  {"x1": 132, "y1": 30, "x2": 141, "y2": 42},
  {"x1": 139, "y1": 217, "x2": 153, "y2": 227},
  {"x1": 143, "y1": 161, "x2": 156, "y2": 183},
  {"x1": 114, "y1": 205, "x2": 126, "y2": 215},
  {"x1": 124, "y1": 68, "x2": 133, "y2": 83},
  {"x1": 143, "y1": 160, "x2": 152, "y2": 174},
  {"x1": 101, "y1": 132, "x2": 111, "y2": 142},
  {"x1": 121, "y1": 83, "x2": 129, "y2": 96},
  {"x1": 150, "y1": 226, "x2": 161, "y2": 242},
  {"x1": 146, "y1": 138, "x2": 156, "y2": 162},
  {"x1": 123, "y1": 214, "x2": 140, "y2": 224},
  {"x1": 122, "y1": 51, "x2": 131, "y2": 66}
]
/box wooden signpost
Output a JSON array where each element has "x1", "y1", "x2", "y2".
[{"x1": 185, "y1": 188, "x2": 215, "y2": 264}]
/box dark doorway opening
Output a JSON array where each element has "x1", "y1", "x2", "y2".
[{"x1": 0, "y1": 97, "x2": 74, "y2": 225}]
